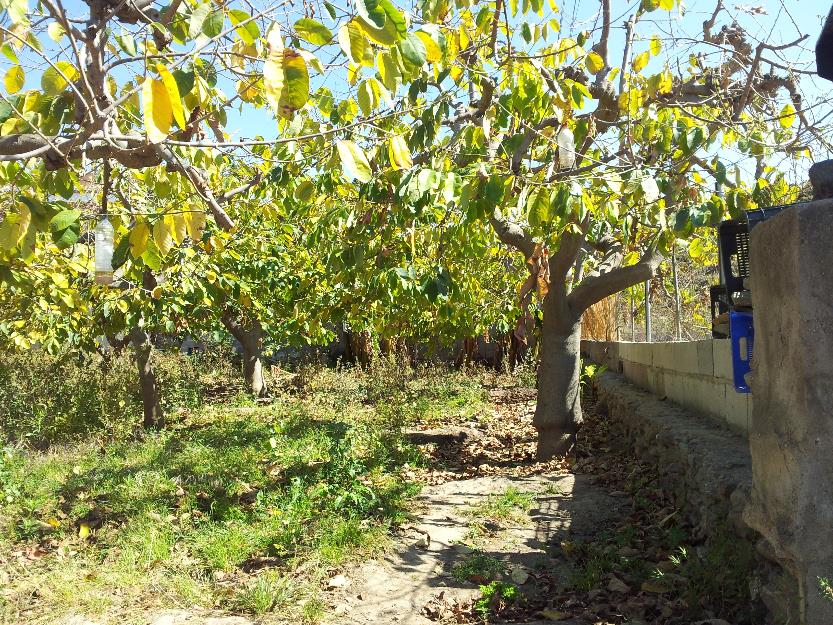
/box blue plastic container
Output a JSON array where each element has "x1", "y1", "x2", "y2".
[{"x1": 730, "y1": 311, "x2": 754, "y2": 393}]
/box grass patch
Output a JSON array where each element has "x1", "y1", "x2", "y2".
[
  {"x1": 0, "y1": 363, "x2": 451, "y2": 624},
  {"x1": 452, "y1": 552, "x2": 506, "y2": 584},
  {"x1": 466, "y1": 487, "x2": 535, "y2": 525}
]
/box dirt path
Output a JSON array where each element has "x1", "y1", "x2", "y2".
[{"x1": 326, "y1": 471, "x2": 628, "y2": 625}]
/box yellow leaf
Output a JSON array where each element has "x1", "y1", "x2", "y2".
[
  {"x1": 387, "y1": 135, "x2": 412, "y2": 170},
  {"x1": 172, "y1": 213, "x2": 187, "y2": 244},
  {"x1": 78, "y1": 523, "x2": 91, "y2": 539},
  {"x1": 153, "y1": 218, "x2": 173, "y2": 256},
  {"x1": 632, "y1": 51, "x2": 650, "y2": 73},
  {"x1": 538, "y1": 608, "x2": 571, "y2": 621},
  {"x1": 263, "y1": 23, "x2": 285, "y2": 111},
  {"x1": 650, "y1": 35, "x2": 662, "y2": 56},
  {"x1": 779, "y1": 103, "x2": 796, "y2": 129},
  {"x1": 47, "y1": 518, "x2": 60, "y2": 528},
  {"x1": 338, "y1": 21, "x2": 367, "y2": 65},
  {"x1": 185, "y1": 209, "x2": 206, "y2": 241},
  {"x1": 585, "y1": 51, "x2": 604, "y2": 74},
  {"x1": 142, "y1": 77, "x2": 172, "y2": 143},
  {"x1": 415, "y1": 31, "x2": 442, "y2": 63},
  {"x1": 641, "y1": 579, "x2": 672, "y2": 593},
  {"x1": 336, "y1": 139, "x2": 372, "y2": 183},
  {"x1": 151, "y1": 286, "x2": 162, "y2": 299},
  {"x1": 129, "y1": 222, "x2": 150, "y2": 257},
  {"x1": 4, "y1": 65, "x2": 24, "y2": 93},
  {"x1": 156, "y1": 64, "x2": 185, "y2": 129}
]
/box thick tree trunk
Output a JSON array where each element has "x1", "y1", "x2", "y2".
[
  {"x1": 534, "y1": 294, "x2": 582, "y2": 460},
  {"x1": 130, "y1": 328, "x2": 164, "y2": 429},
  {"x1": 222, "y1": 314, "x2": 267, "y2": 397},
  {"x1": 241, "y1": 336, "x2": 267, "y2": 397}
]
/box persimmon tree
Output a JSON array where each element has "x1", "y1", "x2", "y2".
[
  {"x1": 0, "y1": 0, "x2": 822, "y2": 454},
  {"x1": 393, "y1": 0, "x2": 820, "y2": 458}
]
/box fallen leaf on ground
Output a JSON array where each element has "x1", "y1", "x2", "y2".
[{"x1": 539, "y1": 608, "x2": 571, "y2": 620}]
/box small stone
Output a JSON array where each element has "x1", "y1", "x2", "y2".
[
  {"x1": 328, "y1": 574, "x2": 349, "y2": 588},
  {"x1": 607, "y1": 575, "x2": 630, "y2": 593},
  {"x1": 510, "y1": 566, "x2": 530, "y2": 585}
]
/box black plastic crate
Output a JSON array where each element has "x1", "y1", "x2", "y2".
[{"x1": 717, "y1": 205, "x2": 793, "y2": 309}]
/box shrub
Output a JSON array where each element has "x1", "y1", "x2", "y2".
[{"x1": 0, "y1": 348, "x2": 219, "y2": 446}]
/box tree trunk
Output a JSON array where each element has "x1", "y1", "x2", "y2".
[
  {"x1": 534, "y1": 294, "x2": 582, "y2": 460},
  {"x1": 130, "y1": 328, "x2": 164, "y2": 429},
  {"x1": 222, "y1": 314, "x2": 267, "y2": 397},
  {"x1": 241, "y1": 334, "x2": 267, "y2": 397}
]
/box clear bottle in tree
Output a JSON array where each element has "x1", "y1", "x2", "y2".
[
  {"x1": 95, "y1": 217, "x2": 114, "y2": 285},
  {"x1": 557, "y1": 125, "x2": 575, "y2": 169}
]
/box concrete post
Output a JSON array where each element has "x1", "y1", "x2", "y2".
[{"x1": 744, "y1": 199, "x2": 833, "y2": 624}]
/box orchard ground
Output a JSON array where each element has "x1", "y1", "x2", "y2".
[{"x1": 1, "y1": 354, "x2": 759, "y2": 624}]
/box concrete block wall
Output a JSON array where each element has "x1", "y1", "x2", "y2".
[{"x1": 582, "y1": 339, "x2": 752, "y2": 435}]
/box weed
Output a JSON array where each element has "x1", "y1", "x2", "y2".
[
  {"x1": 467, "y1": 487, "x2": 534, "y2": 525},
  {"x1": 474, "y1": 581, "x2": 519, "y2": 620},
  {"x1": 818, "y1": 577, "x2": 833, "y2": 603},
  {"x1": 452, "y1": 552, "x2": 506, "y2": 583}
]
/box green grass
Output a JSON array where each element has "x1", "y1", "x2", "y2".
[
  {"x1": 466, "y1": 487, "x2": 535, "y2": 525},
  {"x1": 0, "y1": 361, "x2": 490, "y2": 625},
  {"x1": 452, "y1": 552, "x2": 507, "y2": 583}
]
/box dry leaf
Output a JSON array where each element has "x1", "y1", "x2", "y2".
[{"x1": 539, "y1": 608, "x2": 571, "y2": 620}]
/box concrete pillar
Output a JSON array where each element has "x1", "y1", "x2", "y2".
[{"x1": 744, "y1": 199, "x2": 833, "y2": 624}]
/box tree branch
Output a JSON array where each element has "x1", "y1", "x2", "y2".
[
  {"x1": 567, "y1": 246, "x2": 662, "y2": 316},
  {"x1": 489, "y1": 208, "x2": 536, "y2": 260}
]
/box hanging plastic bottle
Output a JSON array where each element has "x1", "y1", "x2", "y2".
[
  {"x1": 557, "y1": 125, "x2": 576, "y2": 169},
  {"x1": 95, "y1": 217, "x2": 114, "y2": 285}
]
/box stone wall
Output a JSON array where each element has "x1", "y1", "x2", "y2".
[{"x1": 582, "y1": 339, "x2": 752, "y2": 434}]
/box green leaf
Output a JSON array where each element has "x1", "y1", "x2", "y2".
[
  {"x1": 50, "y1": 209, "x2": 80, "y2": 232},
  {"x1": 337, "y1": 139, "x2": 373, "y2": 183},
  {"x1": 112, "y1": 235, "x2": 130, "y2": 270},
  {"x1": 4, "y1": 66, "x2": 23, "y2": 94},
  {"x1": 188, "y1": 3, "x2": 212, "y2": 39},
  {"x1": 115, "y1": 32, "x2": 137, "y2": 56},
  {"x1": 172, "y1": 69, "x2": 195, "y2": 96},
  {"x1": 278, "y1": 50, "x2": 309, "y2": 118},
  {"x1": 378, "y1": 51, "x2": 401, "y2": 91},
  {"x1": 355, "y1": 0, "x2": 386, "y2": 29},
  {"x1": 360, "y1": 0, "x2": 406, "y2": 45},
  {"x1": 202, "y1": 9, "x2": 224, "y2": 38},
  {"x1": 41, "y1": 62, "x2": 79, "y2": 96},
  {"x1": 294, "y1": 18, "x2": 333, "y2": 45},
  {"x1": 142, "y1": 241, "x2": 163, "y2": 271},
  {"x1": 398, "y1": 33, "x2": 427, "y2": 68},
  {"x1": 229, "y1": 9, "x2": 259, "y2": 44},
  {"x1": 49, "y1": 209, "x2": 81, "y2": 249}
]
